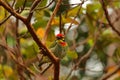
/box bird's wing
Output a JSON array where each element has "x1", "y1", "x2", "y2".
[{"x1": 49, "y1": 40, "x2": 57, "y2": 48}]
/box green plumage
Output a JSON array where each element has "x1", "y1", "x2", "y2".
[
  {"x1": 50, "y1": 40, "x2": 67, "y2": 59},
  {"x1": 38, "y1": 34, "x2": 67, "y2": 67}
]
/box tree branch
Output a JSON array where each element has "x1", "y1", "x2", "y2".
[
  {"x1": 65, "y1": 31, "x2": 99, "y2": 80},
  {"x1": 41, "y1": 63, "x2": 53, "y2": 74},
  {"x1": 11, "y1": 0, "x2": 16, "y2": 7},
  {"x1": 59, "y1": 13, "x2": 62, "y2": 33},
  {"x1": 99, "y1": 63, "x2": 120, "y2": 80},
  {"x1": 0, "y1": 0, "x2": 26, "y2": 22},
  {"x1": 0, "y1": 43, "x2": 36, "y2": 76},
  {"x1": 100, "y1": 0, "x2": 120, "y2": 36},
  {"x1": 65, "y1": 1, "x2": 84, "y2": 34},
  {"x1": 25, "y1": 16, "x2": 60, "y2": 80},
  {"x1": 42, "y1": 0, "x2": 63, "y2": 43},
  {"x1": 0, "y1": 1, "x2": 60, "y2": 79},
  {"x1": 35, "y1": 0, "x2": 54, "y2": 11},
  {"x1": 21, "y1": 0, "x2": 27, "y2": 11},
  {"x1": 0, "y1": 14, "x2": 12, "y2": 25},
  {"x1": 27, "y1": 0, "x2": 42, "y2": 23},
  {"x1": 54, "y1": 59, "x2": 60, "y2": 80},
  {"x1": 0, "y1": 0, "x2": 58, "y2": 65}
]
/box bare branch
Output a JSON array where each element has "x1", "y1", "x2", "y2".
[
  {"x1": 70, "y1": 38, "x2": 88, "y2": 50},
  {"x1": 41, "y1": 63, "x2": 53, "y2": 74},
  {"x1": 0, "y1": 0, "x2": 26, "y2": 22},
  {"x1": 24, "y1": 0, "x2": 55, "y2": 11},
  {"x1": 24, "y1": 22, "x2": 60, "y2": 80},
  {"x1": 21, "y1": 0, "x2": 27, "y2": 11},
  {"x1": 0, "y1": 0, "x2": 61, "y2": 79},
  {"x1": 27, "y1": 0, "x2": 42, "y2": 23},
  {"x1": 4, "y1": 0, "x2": 11, "y2": 7},
  {"x1": 54, "y1": 59, "x2": 60, "y2": 80},
  {"x1": 42, "y1": 0, "x2": 63, "y2": 43},
  {"x1": 99, "y1": 63, "x2": 120, "y2": 80},
  {"x1": 59, "y1": 13, "x2": 62, "y2": 33},
  {"x1": 65, "y1": 1, "x2": 85, "y2": 34},
  {"x1": 35, "y1": 0, "x2": 54, "y2": 10},
  {"x1": 99, "y1": 0, "x2": 120, "y2": 36},
  {"x1": 65, "y1": 30, "x2": 99, "y2": 80},
  {"x1": 11, "y1": 0, "x2": 16, "y2": 7},
  {"x1": 0, "y1": 0, "x2": 57, "y2": 63},
  {"x1": 0, "y1": 14, "x2": 12, "y2": 25},
  {"x1": 0, "y1": 43, "x2": 36, "y2": 76},
  {"x1": 0, "y1": 0, "x2": 16, "y2": 25}
]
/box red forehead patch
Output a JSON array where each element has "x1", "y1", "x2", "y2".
[{"x1": 56, "y1": 33, "x2": 64, "y2": 37}]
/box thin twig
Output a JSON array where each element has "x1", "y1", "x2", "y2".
[
  {"x1": 65, "y1": 1, "x2": 85, "y2": 34},
  {"x1": 2, "y1": 65, "x2": 9, "y2": 80},
  {"x1": 27, "y1": 0, "x2": 42, "y2": 23},
  {"x1": 0, "y1": 14, "x2": 12, "y2": 25},
  {"x1": 0, "y1": 1, "x2": 60, "y2": 80},
  {"x1": 70, "y1": 38, "x2": 88, "y2": 50},
  {"x1": 24, "y1": 0, "x2": 54, "y2": 11},
  {"x1": 21, "y1": 0, "x2": 27, "y2": 11},
  {"x1": 0, "y1": 0, "x2": 26, "y2": 22},
  {"x1": 11, "y1": 0, "x2": 16, "y2": 7},
  {"x1": 41, "y1": 63, "x2": 53, "y2": 74},
  {"x1": 99, "y1": 63, "x2": 120, "y2": 80},
  {"x1": 65, "y1": 31, "x2": 99, "y2": 80},
  {"x1": 35, "y1": 0, "x2": 54, "y2": 11},
  {"x1": 100, "y1": 0, "x2": 120, "y2": 36},
  {"x1": 0, "y1": 43, "x2": 36, "y2": 76},
  {"x1": 59, "y1": 13, "x2": 62, "y2": 33},
  {"x1": 42, "y1": 0, "x2": 63, "y2": 43},
  {"x1": 15, "y1": 18, "x2": 26, "y2": 79},
  {"x1": 4, "y1": 0, "x2": 11, "y2": 7},
  {"x1": 17, "y1": 31, "x2": 29, "y2": 39},
  {"x1": 25, "y1": 17, "x2": 60, "y2": 80}
]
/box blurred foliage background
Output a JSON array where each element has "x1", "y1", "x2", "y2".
[{"x1": 0, "y1": 0, "x2": 120, "y2": 80}]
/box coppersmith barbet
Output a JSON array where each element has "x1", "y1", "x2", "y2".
[
  {"x1": 38, "y1": 33, "x2": 67, "y2": 67},
  {"x1": 50, "y1": 33, "x2": 67, "y2": 59}
]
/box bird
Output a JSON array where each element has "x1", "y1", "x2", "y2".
[
  {"x1": 50, "y1": 33, "x2": 67, "y2": 59},
  {"x1": 38, "y1": 33, "x2": 68, "y2": 67}
]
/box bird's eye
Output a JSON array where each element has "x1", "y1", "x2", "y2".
[{"x1": 56, "y1": 37, "x2": 61, "y2": 40}]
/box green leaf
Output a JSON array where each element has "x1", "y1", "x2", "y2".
[
  {"x1": 56, "y1": 0, "x2": 70, "y2": 15},
  {"x1": 86, "y1": 3, "x2": 101, "y2": 14},
  {"x1": 88, "y1": 38, "x2": 94, "y2": 46},
  {"x1": 15, "y1": 0, "x2": 25, "y2": 8},
  {"x1": 113, "y1": 47, "x2": 120, "y2": 63},
  {"x1": 115, "y1": 76, "x2": 120, "y2": 80},
  {"x1": 85, "y1": 16, "x2": 96, "y2": 34},
  {"x1": 86, "y1": 2, "x2": 102, "y2": 20},
  {"x1": 44, "y1": 10, "x2": 51, "y2": 17},
  {"x1": 20, "y1": 10, "x2": 29, "y2": 17},
  {"x1": 20, "y1": 38, "x2": 39, "y2": 59},
  {"x1": 96, "y1": 50, "x2": 107, "y2": 64},
  {"x1": 37, "y1": 0, "x2": 47, "y2": 7},
  {"x1": 34, "y1": 10, "x2": 44, "y2": 20},
  {"x1": 112, "y1": 1, "x2": 120, "y2": 8},
  {"x1": 0, "y1": 6, "x2": 5, "y2": 21},
  {"x1": 51, "y1": 16, "x2": 79, "y2": 26},
  {"x1": 0, "y1": 65, "x2": 13, "y2": 78},
  {"x1": 67, "y1": 6, "x2": 84, "y2": 17},
  {"x1": 6, "y1": 35, "x2": 16, "y2": 47},
  {"x1": 0, "y1": 26, "x2": 5, "y2": 34},
  {"x1": 33, "y1": 19, "x2": 47, "y2": 29}
]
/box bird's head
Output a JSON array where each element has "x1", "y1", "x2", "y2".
[
  {"x1": 56, "y1": 33, "x2": 64, "y2": 39},
  {"x1": 56, "y1": 33, "x2": 67, "y2": 46}
]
